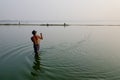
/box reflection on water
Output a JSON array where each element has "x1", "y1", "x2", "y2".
[{"x1": 31, "y1": 53, "x2": 41, "y2": 77}]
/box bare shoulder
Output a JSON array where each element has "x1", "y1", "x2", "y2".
[
  {"x1": 36, "y1": 35, "x2": 40, "y2": 37},
  {"x1": 31, "y1": 36, "x2": 33, "y2": 40},
  {"x1": 36, "y1": 35, "x2": 40, "y2": 39}
]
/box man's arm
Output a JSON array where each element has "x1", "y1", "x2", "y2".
[
  {"x1": 31, "y1": 37, "x2": 33, "y2": 42},
  {"x1": 40, "y1": 33, "x2": 43, "y2": 40}
]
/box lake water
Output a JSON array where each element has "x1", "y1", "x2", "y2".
[{"x1": 0, "y1": 25, "x2": 120, "y2": 80}]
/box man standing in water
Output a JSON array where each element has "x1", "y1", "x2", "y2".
[{"x1": 31, "y1": 30, "x2": 43, "y2": 54}]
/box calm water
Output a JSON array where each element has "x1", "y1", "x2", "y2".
[{"x1": 0, "y1": 26, "x2": 120, "y2": 80}]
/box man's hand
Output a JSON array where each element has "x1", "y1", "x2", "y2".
[{"x1": 40, "y1": 33, "x2": 43, "y2": 40}]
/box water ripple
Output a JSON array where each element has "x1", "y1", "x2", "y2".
[
  {"x1": 0, "y1": 42, "x2": 31, "y2": 62},
  {"x1": 1, "y1": 38, "x2": 120, "y2": 80}
]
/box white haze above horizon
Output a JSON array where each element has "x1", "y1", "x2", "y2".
[{"x1": 0, "y1": 0, "x2": 120, "y2": 22}]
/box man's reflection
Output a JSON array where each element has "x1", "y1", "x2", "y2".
[{"x1": 31, "y1": 53, "x2": 41, "y2": 77}]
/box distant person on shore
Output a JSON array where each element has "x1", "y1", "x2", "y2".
[{"x1": 31, "y1": 30, "x2": 43, "y2": 54}]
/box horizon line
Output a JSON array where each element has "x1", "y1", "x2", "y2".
[{"x1": 0, "y1": 23, "x2": 120, "y2": 26}]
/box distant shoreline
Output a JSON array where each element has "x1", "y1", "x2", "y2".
[{"x1": 0, "y1": 23, "x2": 120, "y2": 26}]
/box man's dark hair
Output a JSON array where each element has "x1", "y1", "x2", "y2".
[{"x1": 32, "y1": 30, "x2": 37, "y2": 35}]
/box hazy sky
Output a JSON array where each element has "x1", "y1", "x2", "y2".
[{"x1": 0, "y1": 0, "x2": 120, "y2": 21}]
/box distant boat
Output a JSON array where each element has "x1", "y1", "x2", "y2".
[{"x1": 19, "y1": 21, "x2": 20, "y2": 25}]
